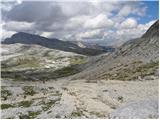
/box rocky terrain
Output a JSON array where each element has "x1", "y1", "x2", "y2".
[
  {"x1": 71, "y1": 20, "x2": 159, "y2": 81},
  {"x1": 1, "y1": 79, "x2": 158, "y2": 119},
  {"x1": 1, "y1": 20, "x2": 159, "y2": 119},
  {"x1": 1, "y1": 43, "x2": 88, "y2": 81}
]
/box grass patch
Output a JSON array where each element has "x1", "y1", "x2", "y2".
[
  {"x1": 1, "y1": 57, "x2": 40, "y2": 71},
  {"x1": 19, "y1": 111, "x2": 41, "y2": 119},
  {"x1": 14, "y1": 74, "x2": 26, "y2": 81},
  {"x1": 1, "y1": 88, "x2": 12, "y2": 100},
  {"x1": 42, "y1": 99, "x2": 60, "y2": 111},
  {"x1": 2, "y1": 65, "x2": 81, "y2": 81},
  {"x1": 22, "y1": 86, "x2": 36, "y2": 96},
  {"x1": 6, "y1": 117, "x2": 15, "y2": 119},
  {"x1": 28, "y1": 111, "x2": 41, "y2": 118},
  {"x1": 104, "y1": 61, "x2": 158, "y2": 81},
  {"x1": 94, "y1": 112, "x2": 106, "y2": 118},
  {"x1": 85, "y1": 80, "x2": 97, "y2": 83},
  {"x1": 1, "y1": 104, "x2": 15, "y2": 109},
  {"x1": 18, "y1": 100, "x2": 33, "y2": 107},
  {"x1": 16, "y1": 57, "x2": 40, "y2": 67},
  {"x1": 1, "y1": 70, "x2": 27, "y2": 81},
  {"x1": 69, "y1": 56, "x2": 86, "y2": 65},
  {"x1": 71, "y1": 108, "x2": 84, "y2": 117},
  {"x1": 117, "y1": 96, "x2": 123, "y2": 102},
  {"x1": 54, "y1": 65, "x2": 79, "y2": 77},
  {"x1": 71, "y1": 111, "x2": 82, "y2": 117},
  {"x1": 89, "y1": 111, "x2": 105, "y2": 118}
]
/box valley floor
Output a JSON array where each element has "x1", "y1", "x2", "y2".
[{"x1": 1, "y1": 79, "x2": 159, "y2": 119}]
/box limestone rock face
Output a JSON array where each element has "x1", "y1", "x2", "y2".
[
  {"x1": 109, "y1": 99, "x2": 159, "y2": 119},
  {"x1": 71, "y1": 20, "x2": 159, "y2": 81}
]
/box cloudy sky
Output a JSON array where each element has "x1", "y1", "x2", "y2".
[{"x1": 1, "y1": 0, "x2": 159, "y2": 46}]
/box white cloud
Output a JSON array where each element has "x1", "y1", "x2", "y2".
[
  {"x1": 65, "y1": 15, "x2": 89, "y2": 30},
  {"x1": 40, "y1": 32, "x2": 54, "y2": 38},
  {"x1": 1, "y1": 1, "x2": 156, "y2": 46},
  {"x1": 133, "y1": 5, "x2": 147, "y2": 16},
  {"x1": 116, "y1": 20, "x2": 156, "y2": 41},
  {"x1": 2, "y1": 29, "x2": 16, "y2": 40},
  {"x1": 3, "y1": 21, "x2": 34, "y2": 31},
  {"x1": 118, "y1": 5, "x2": 132, "y2": 17},
  {"x1": 1, "y1": 1, "x2": 21, "y2": 12},
  {"x1": 136, "y1": 20, "x2": 156, "y2": 34},
  {"x1": 76, "y1": 29, "x2": 103, "y2": 39},
  {"x1": 101, "y1": 20, "x2": 156, "y2": 46},
  {"x1": 65, "y1": 14, "x2": 114, "y2": 30},
  {"x1": 84, "y1": 14, "x2": 114, "y2": 29},
  {"x1": 119, "y1": 18, "x2": 137, "y2": 29},
  {"x1": 117, "y1": 2, "x2": 147, "y2": 17}
]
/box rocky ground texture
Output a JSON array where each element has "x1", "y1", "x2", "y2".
[
  {"x1": 1, "y1": 79, "x2": 158, "y2": 119},
  {"x1": 1, "y1": 21, "x2": 159, "y2": 119}
]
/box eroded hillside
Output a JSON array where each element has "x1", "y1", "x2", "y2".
[
  {"x1": 1, "y1": 43, "x2": 88, "y2": 81},
  {"x1": 70, "y1": 20, "x2": 159, "y2": 81}
]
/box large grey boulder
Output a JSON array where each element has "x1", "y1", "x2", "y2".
[{"x1": 109, "y1": 99, "x2": 159, "y2": 119}]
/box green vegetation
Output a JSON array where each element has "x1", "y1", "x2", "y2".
[
  {"x1": 103, "y1": 61, "x2": 158, "y2": 81},
  {"x1": 71, "y1": 108, "x2": 84, "y2": 117},
  {"x1": 1, "y1": 70, "x2": 27, "y2": 81},
  {"x1": 89, "y1": 111, "x2": 105, "y2": 118},
  {"x1": 18, "y1": 100, "x2": 33, "y2": 107},
  {"x1": 42, "y1": 99, "x2": 60, "y2": 111},
  {"x1": 94, "y1": 112, "x2": 105, "y2": 118},
  {"x1": 69, "y1": 91, "x2": 76, "y2": 96},
  {"x1": 47, "y1": 110, "x2": 52, "y2": 114},
  {"x1": 1, "y1": 89, "x2": 12, "y2": 97},
  {"x1": 14, "y1": 74, "x2": 26, "y2": 81},
  {"x1": 6, "y1": 117, "x2": 15, "y2": 119},
  {"x1": 19, "y1": 114, "x2": 29, "y2": 119},
  {"x1": 16, "y1": 57, "x2": 40, "y2": 68},
  {"x1": 19, "y1": 111, "x2": 41, "y2": 119},
  {"x1": 23, "y1": 86, "x2": 36, "y2": 96},
  {"x1": 1, "y1": 62, "x2": 11, "y2": 71},
  {"x1": 1, "y1": 104, "x2": 15, "y2": 109},
  {"x1": 69, "y1": 56, "x2": 86, "y2": 65},
  {"x1": 1, "y1": 88, "x2": 12, "y2": 100},
  {"x1": 110, "y1": 106, "x2": 116, "y2": 109},
  {"x1": 136, "y1": 61, "x2": 158, "y2": 75},
  {"x1": 43, "y1": 50, "x2": 51, "y2": 57},
  {"x1": 85, "y1": 80, "x2": 97, "y2": 83},
  {"x1": 55, "y1": 115, "x2": 61, "y2": 118},
  {"x1": 55, "y1": 66, "x2": 79, "y2": 77},
  {"x1": 55, "y1": 56, "x2": 65, "y2": 60},
  {"x1": 117, "y1": 96, "x2": 124, "y2": 102},
  {"x1": 2, "y1": 64, "x2": 81, "y2": 81},
  {"x1": 71, "y1": 111, "x2": 82, "y2": 117},
  {"x1": 132, "y1": 60, "x2": 143, "y2": 64},
  {"x1": 28, "y1": 111, "x2": 41, "y2": 118},
  {"x1": 1, "y1": 57, "x2": 40, "y2": 71}
]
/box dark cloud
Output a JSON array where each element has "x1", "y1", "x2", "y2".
[{"x1": 6, "y1": 1, "x2": 65, "y2": 22}]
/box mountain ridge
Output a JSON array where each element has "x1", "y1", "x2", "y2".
[
  {"x1": 70, "y1": 20, "x2": 159, "y2": 80},
  {"x1": 2, "y1": 32, "x2": 109, "y2": 56},
  {"x1": 69, "y1": 40, "x2": 115, "y2": 52}
]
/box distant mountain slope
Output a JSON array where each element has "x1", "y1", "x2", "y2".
[
  {"x1": 71, "y1": 20, "x2": 159, "y2": 81},
  {"x1": 70, "y1": 41, "x2": 115, "y2": 52},
  {"x1": 117, "y1": 20, "x2": 159, "y2": 60},
  {"x1": 1, "y1": 43, "x2": 88, "y2": 81},
  {"x1": 2, "y1": 32, "x2": 106, "y2": 56}
]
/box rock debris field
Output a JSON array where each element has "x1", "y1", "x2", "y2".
[{"x1": 1, "y1": 79, "x2": 158, "y2": 119}]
